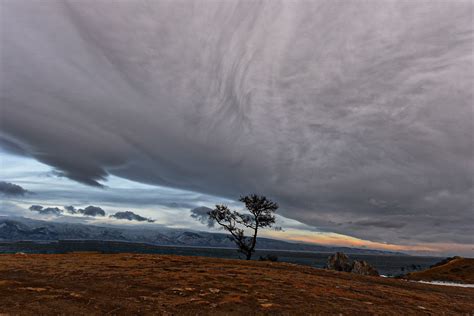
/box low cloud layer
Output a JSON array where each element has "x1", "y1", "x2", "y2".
[
  {"x1": 64, "y1": 205, "x2": 77, "y2": 214},
  {"x1": 0, "y1": 181, "x2": 28, "y2": 196},
  {"x1": 27, "y1": 204, "x2": 154, "y2": 223},
  {"x1": 77, "y1": 206, "x2": 106, "y2": 217},
  {"x1": 29, "y1": 205, "x2": 63, "y2": 216},
  {"x1": 29, "y1": 204, "x2": 106, "y2": 217},
  {"x1": 2, "y1": 1, "x2": 473, "y2": 246},
  {"x1": 110, "y1": 211, "x2": 154, "y2": 222}
]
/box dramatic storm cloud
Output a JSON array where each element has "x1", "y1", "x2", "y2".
[
  {"x1": 1, "y1": 1, "x2": 473, "y2": 246},
  {"x1": 0, "y1": 181, "x2": 28, "y2": 196},
  {"x1": 110, "y1": 211, "x2": 154, "y2": 223}
]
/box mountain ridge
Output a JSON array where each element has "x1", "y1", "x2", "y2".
[{"x1": 0, "y1": 216, "x2": 405, "y2": 255}]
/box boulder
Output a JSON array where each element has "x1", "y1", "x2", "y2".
[
  {"x1": 351, "y1": 260, "x2": 379, "y2": 276},
  {"x1": 326, "y1": 252, "x2": 379, "y2": 276},
  {"x1": 326, "y1": 252, "x2": 352, "y2": 272}
]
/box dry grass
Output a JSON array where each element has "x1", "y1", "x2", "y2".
[
  {"x1": 0, "y1": 253, "x2": 473, "y2": 315},
  {"x1": 405, "y1": 257, "x2": 474, "y2": 284}
]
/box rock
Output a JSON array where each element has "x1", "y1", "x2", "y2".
[
  {"x1": 326, "y1": 252, "x2": 352, "y2": 272},
  {"x1": 351, "y1": 260, "x2": 379, "y2": 276},
  {"x1": 326, "y1": 253, "x2": 379, "y2": 276},
  {"x1": 209, "y1": 288, "x2": 220, "y2": 294},
  {"x1": 20, "y1": 287, "x2": 48, "y2": 292}
]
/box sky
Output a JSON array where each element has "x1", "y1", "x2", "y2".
[{"x1": 1, "y1": 1, "x2": 473, "y2": 256}]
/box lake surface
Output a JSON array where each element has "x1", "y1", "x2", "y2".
[{"x1": 0, "y1": 240, "x2": 442, "y2": 276}]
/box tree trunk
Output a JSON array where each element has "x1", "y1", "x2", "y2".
[{"x1": 246, "y1": 226, "x2": 258, "y2": 260}]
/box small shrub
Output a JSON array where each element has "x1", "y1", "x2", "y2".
[{"x1": 259, "y1": 254, "x2": 278, "y2": 262}]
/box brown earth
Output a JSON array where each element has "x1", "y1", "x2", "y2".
[
  {"x1": 405, "y1": 257, "x2": 474, "y2": 284},
  {"x1": 0, "y1": 253, "x2": 473, "y2": 315}
]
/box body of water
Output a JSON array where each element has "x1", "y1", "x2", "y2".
[{"x1": 0, "y1": 240, "x2": 441, "y2": 276}]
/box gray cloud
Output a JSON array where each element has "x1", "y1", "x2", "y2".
[
  {"x1": 0, "y1": 181, "x2": 28, "y2": 196},
  {"x1": 29, "y1": 205, "x2": 63, "y2": 216},
  {"x1": 29, "y1": 205, "x2": 43, "y2": 212},
  {"x1": 29, "y1": 204, "x2": 106, "y2": 217},
  {"x1": 190, "y1": 206, "x2": 215, "y2": 228},
  {"x1": 64, "y1": 205, "x2": 77, "y2": 214},
  {"x1": 1, "y1": 1, "x2": 473, "y2": 247},
  {"x1": 77, "y1": 206, "x2": 106, "y2": 217},
  {"x1": 110, "y1": 211, "x2": 154, "y2": 222},
  {"x1": 351, "y1": 220, "x2": 406, "y2": 229}
]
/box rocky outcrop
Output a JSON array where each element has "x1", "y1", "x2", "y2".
[
  {"x1": 326, "y1": 252, "x2": 379, "y2": 276},
  {"x1": 351, "y1": 260, "x2": 379, "y2": 276},
  {"x1": 326, "y1": 252, "x2": 352, "y2": 272}
]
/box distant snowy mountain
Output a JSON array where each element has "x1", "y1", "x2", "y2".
[{"x1": 0, "y1": 217, "x2": 403, "y2": 255}]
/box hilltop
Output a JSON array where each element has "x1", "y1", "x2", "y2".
[
  {"x1": 1, "y1": 253, "x2": 473, "y2": 315},
  {"x1": 405, "y1": 257, "x2": 474, "y2": 284}
]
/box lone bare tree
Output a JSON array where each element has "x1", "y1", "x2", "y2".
[{"x1": 208, "y1": 194, "x2": 278, "y2": 260}]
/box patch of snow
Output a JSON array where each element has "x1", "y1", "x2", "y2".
[{"x1": 414, "y1": 280, "x2": 474, "y2": 288}]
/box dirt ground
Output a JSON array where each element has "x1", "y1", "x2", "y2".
[{"x1": 0, "y1": 253, "x2": 473, "y2": 315}]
